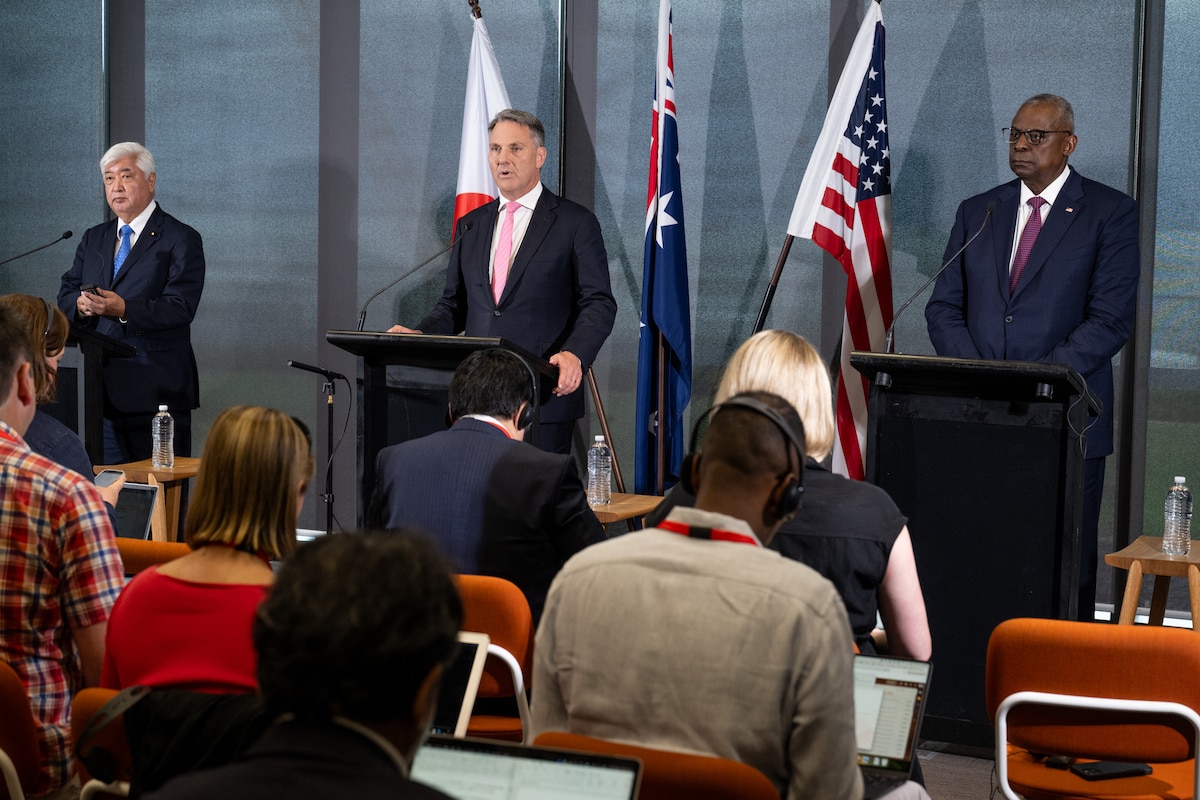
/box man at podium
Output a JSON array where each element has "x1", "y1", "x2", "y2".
[
  {"x1": 925, "y1": 93, "x2": 1140, "y2": 617},
  {"x1": 389, "y1": 110, "x2": 616, "y2": 454}
]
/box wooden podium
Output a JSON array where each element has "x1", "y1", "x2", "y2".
[
  {"x1": 326, "y1": 331, "x2": 557, "y2": 522},
  {"x1": 850, "y1": 351, "x2": 1100, "y2": 747}
]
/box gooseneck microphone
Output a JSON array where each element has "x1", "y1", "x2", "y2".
[
  {"x1": 356, "y1": 221, "x2": 474, "y2": 332},
  {"x1": 288, "y1": 360, "x2": 346, "y2": 382},
  {"x1": 883, "y1": 202, "x2": 995, "y2": 354},
  {"x1": 0, "y1": 231, "x2": 73, "y2": 267}
]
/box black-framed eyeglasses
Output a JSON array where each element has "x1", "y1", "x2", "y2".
[{"x1": 1002, "y1": 128, "x2": 1073, "y2": 146}]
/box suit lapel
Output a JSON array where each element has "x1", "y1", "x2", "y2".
[
  {"x1": 500, "y1": 188, "x2": 557, "y2": 305},
  {"x1": 112, "y1": 205, "x2": 166, "y2": 290},
  {"x1": 1010, "y1": 170, "x2": 1084, "y2": 300},
  {"x1": 96, "y1": 222, "x2": 119, "y2": 290},
  {"x1": 991, "y1": 182, "x2": 1020, "y2": 298}
]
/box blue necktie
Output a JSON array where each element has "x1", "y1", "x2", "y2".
[{"x1": 114, "y1": 224, "x2": 133, "y2": 278}]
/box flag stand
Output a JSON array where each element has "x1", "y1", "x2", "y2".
[
  {"x1": 751, "y1": 235, "x2": 796, "y2": 335},
  {"x1": 587, "y1": 369, "x2": 626, "y2": 494}
]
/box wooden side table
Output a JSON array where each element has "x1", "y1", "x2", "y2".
[
  {"x1": 97, "y1": 457, "x2": 201, "y2": 542},
  {"x1": 1104, "y1": 535, "x2": 1200, "y2": 626},
  {"x1": 589, "y1": 492, "x2": 662, "y2": 526}
]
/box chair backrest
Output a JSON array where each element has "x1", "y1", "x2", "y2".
[
  {"x1": 115, "y1": 539, "x2": 191, "y2": 577},
  {"x1": 533, "y1": 732, "x2": 779, "y2": 800},
  {"x1": 455, "y1": 575, "x2": 533, "y2": 697},
  {"x1": 70, "y1": 689, "x2": 127, "y2": 786},
  {"x1": 0, "y1": 661, "x2": 42, "y2": 799},
  {"x1": 986, "y1": 617, "x2": 1200, "y2": 762}
]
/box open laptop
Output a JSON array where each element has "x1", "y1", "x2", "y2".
[
  {"x1": 411, "y1": 735, "x2": 641, "y2": 800},
  {"x1": 112, "y1": 482, "x2": 159, "y2": 539},
  {"x1": 430, "y1": 631, "x2": 490, "y2": 737},
  {"x1": 854, "y1": 654, "x2": 933, "y2": 799}
]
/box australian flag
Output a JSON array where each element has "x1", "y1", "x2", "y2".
[{"x1": 635, "y1": 0, "x2": 692, "y2": 495}]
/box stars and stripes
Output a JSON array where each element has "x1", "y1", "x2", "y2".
[{"x1": 787, "y1": 0, "x2": 891, "y2": 480}]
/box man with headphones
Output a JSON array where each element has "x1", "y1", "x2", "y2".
[
  {"x1": 531, "y1": 392, "x2": 864, "y2": 800},
  {"x1": 369, "y1": 348, "x2": 604, "y2": 624}
]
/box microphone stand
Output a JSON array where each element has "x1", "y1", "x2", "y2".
[{"x1": 288, "y1": 360, "x2": 347, "y2": 537}]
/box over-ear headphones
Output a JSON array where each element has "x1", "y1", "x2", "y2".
[
  {"x1": 679, "y1": 396, "x2": 805, "y2": 521},
  {"x1": 42, "y1": 298, "x2": 54, "y2": 338},
  {"x1": 446, "y1": 349, "x2": 536, "y2": 431}
]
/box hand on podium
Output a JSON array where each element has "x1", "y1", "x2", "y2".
[{"x1": 387, "y1": 324, "x2": 421, "y2": 334}]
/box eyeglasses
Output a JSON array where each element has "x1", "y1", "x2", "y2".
[{"x1": 1002, "y1": 128, "x2": 1073, "y2": 146}]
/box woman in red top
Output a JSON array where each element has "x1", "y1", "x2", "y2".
[{"x1": 101, "y1": 405, "x2": 314, "y2": 691}]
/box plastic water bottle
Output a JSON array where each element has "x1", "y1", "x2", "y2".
[
  {"x1": 1163, "y1": 476, "x2": 1192, "y2": 556},
  {"x1": 587, "y1": 435, "x2": 612, "y2": 505},
  {"x1": 152, "y1": 405, "x2": 174, "y2": 468}
]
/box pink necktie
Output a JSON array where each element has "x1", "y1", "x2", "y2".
[
  {"x1": 492, "y1": 201, "x2": 520, "y2": 303},
  {"x1": 1009, "y1": 196, "x2": 1046, "y2": 294}
]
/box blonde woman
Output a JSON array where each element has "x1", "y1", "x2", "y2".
[
  {"x1": 101, "y1": 405, "x2": 314, "y2": 691},
  {"x1": 648, "y1": 330, "x2": 931, "y2": 659}
]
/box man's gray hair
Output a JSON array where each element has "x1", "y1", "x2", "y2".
[
  {"x1": 1021, "y1": 94, "x2": 1075, "y2": 132},
  {"x1": 100, "y1": 142, "x2": 156, "y2": 177},
  {"x1": 489, "y1": 109, "x2": 546, "y2": 148}
]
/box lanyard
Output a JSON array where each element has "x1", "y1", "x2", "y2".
[{"x1": 657, "y1": 519, "x2": 760, "y2": 548}]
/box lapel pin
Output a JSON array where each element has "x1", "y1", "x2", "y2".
[{"x1": 1065, "y1": 207, "x2": 1074, "y2": 213}]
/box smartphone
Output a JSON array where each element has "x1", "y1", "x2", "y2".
[
  {"x1": 80, "y1": 284, "x2": 103, "y2": 296},
  {"x1": 1069, "y1": 761, "x2": 1152, "y2": 781},
  {"x1": 95, "y1": 469, "x2": 124, "y2": 488}
]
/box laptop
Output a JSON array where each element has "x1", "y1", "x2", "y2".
[
  {"x1": 112, "y1": 482, "x2": 160, "y2": 539},
  {"x1": 411, "y1": 734, "x2": 641, "y2": 800},
  {"x1": 430, "y1": 631, "x2": 490, "y2": 737},
  {"x1": 854, "y1": 654, "x2": 933, "y2": 799}
]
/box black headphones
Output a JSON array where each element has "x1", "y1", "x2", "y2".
[
  {"x1": 680, "y1": 396, "x2": 805, "y2": 521},
  {"x1": 42, "y1": 298, "x2": 54, "y2": 338},
  {"x1": 446, "y1": 349, "x2": 536, "y2": 431}
]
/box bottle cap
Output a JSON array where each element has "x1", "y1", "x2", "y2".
[
  {"x1": 158, "y1": 404, "x2": 169, "y2": 412},
  {"x1": 595, "y1": 435, "x2": 604, "y2": 443},
  {"x1": 1176, "y1": 476, "x2": 1187, "y2": 484}
]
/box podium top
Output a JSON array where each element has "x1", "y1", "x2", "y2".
[
  {"x1": 326, "y1": 330, "x2": 557, "y2": 383},
  {"x1": 67, "y1": 324, "x2": 137, "y2": 358},
  {"x1": 849, "y1": 351, "x2": 1101, "y2": 416}
]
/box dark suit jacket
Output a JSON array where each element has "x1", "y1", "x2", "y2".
[
  {"x1": 143, "y1": 718, "x2": 452, "y2": 800},
  {"x1": 924, "y1": 168, "x2": 1139, "y2": 456},
  {"x1": 417, "y1": 187, "x2": 616, "y2": 423},
  {"x1": 58, "y1": 203, "x2": 205, "y2": 414},
  {"x1": 371, "y1": 418, "x2": 605, "y2": 622}
]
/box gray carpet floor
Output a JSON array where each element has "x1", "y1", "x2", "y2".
[{"x1": 919, "y1": 744, "x2": 996, "y2": 799}]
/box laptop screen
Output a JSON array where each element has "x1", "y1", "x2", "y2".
[
  {"x1": 853, "y1": 654, "x2": 932, "y2": 774},
  {"x1": 113, "y1": 482, "x2": 158, "y2": 539},
  {"x1": 411, "y1": 735, "x2": 641, "y2": 800},
  {"x1": 430, "y1": 632, "x2": 489, "y2": 737}
]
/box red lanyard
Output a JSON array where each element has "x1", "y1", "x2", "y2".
[{"x1": 657, "y1": 519, "x2": 760, "y2": 547}]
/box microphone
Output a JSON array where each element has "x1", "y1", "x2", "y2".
[
  {"x1": 883, "y1": 202, "x2": 995, "y2": 354},
  {"x1": 288, "y1": 360, "x2": 346, "y2": 382},
  {"x1": 356, "y1": 221, "x2": 474, "y2": 332},
  {"x1": 0, "y1": 231, "x2": 73, "y2": 267}
]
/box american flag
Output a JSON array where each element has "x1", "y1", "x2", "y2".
[
  {"x1": 635, "y1": 0, "x2": 692, "y2": 494},
  {"x1": 787, "y1": 0, "x2": 891, "y2": 480}
]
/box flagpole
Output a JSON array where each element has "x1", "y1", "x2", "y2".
[{"x1": 752, "y1": 235, "x2": 796, "y2": 334}]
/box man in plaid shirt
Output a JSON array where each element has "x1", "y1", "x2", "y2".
[{"x1": 0, "y1": 304, "x2": 124, "y2": 797}]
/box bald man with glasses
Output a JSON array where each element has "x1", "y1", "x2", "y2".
[{"x1": 925, "y1": 93, "x2": 1140, "y2": 620}]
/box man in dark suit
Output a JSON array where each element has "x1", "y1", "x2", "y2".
[
  {"x1": 391, "y1": 109, "x2": 616, "y2": 454},
  {"x1": 144, "y1": 531, "x2": 460, "y2": 800},
  {"x1": 925, "y1": 93, "x2": 1140, "y2": 618},
  {"x1": 58, "y1": 142, "x2": 205, "y2": 463},
  {"x1": 371, "y1": 348, "x2": 605, "y2": 624}
]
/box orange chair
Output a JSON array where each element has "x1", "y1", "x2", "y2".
[
  {"x1": 115, "y1": 539, "x2": 191, "y2": 576},
  {"x1": 0, "y1": 661, "x2": 42, "y2": 800},
  {"x1": 455, "y1": 575, "x2": 533, "y2": 742},
  {"x1": 70, "y1": 688, "x2": 129, "y2": 799},
  {"x1": 986, "y1": 617, "x2": 1200, "y2": 800},
  {"x1": 534, "y1": 732, "x2": 779, "y2": 800}
]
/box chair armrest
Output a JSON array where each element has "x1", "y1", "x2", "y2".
[
  {"x1": 994, "y1": 690, "x2": 1200, "y2": 800},
  {"x1": 487, "y1": 643, "x2": 531, "y2": 744}
]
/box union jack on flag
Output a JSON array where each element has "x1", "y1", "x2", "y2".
[
  {"x1": 787, "y1": 0, "x2": 891, "y2": 480},
  {"x1": 635, "y1": 0, "x2": 692, "y2": 494}
]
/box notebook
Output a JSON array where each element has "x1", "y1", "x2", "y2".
[
  {"x1": 430, "y1": 631, "x2": 490, "y2": 737},
  {"x1": 411, "y1": 734, "x2": 641, "y2": 800},
  {"x1": 854, "y1": 654, "x2": 933, "y2": 799},
  {"x1": 112, "y1": 482, "x2": 159, "y2": 539}
]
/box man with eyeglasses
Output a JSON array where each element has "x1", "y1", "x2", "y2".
[{"x1": 925, "y1": 93, "x2": 1140, "y2": 621}]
